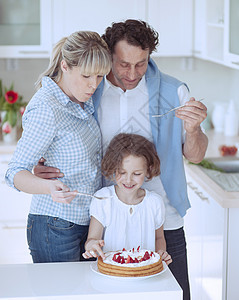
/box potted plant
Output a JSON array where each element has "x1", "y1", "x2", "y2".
[{"x1": 0, "y1": 79, "x2": 27, "y2": 143}]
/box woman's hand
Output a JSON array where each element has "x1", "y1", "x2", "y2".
[
  {"x1": 49, "y1": 180, "x2": 77, "y2": 204},
  {"x1": 157, "y1": 249, "x2": 172, "y2": 265},
  {"x1": 83, "y1": 239, "x2": 105, "y2": 260}
]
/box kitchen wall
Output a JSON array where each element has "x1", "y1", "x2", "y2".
[{"x1": 1, "y1": 56, "x2": 239, "y2": 125}]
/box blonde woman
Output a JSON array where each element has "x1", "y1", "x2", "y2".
[{"x1": 5, "y1": 31, "x2": 111, "y2": 263}]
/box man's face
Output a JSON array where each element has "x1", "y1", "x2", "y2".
[{"x1": 108, "y1": 40, "x2": 149, "y2": 91}]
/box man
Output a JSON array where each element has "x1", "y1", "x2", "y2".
[{"x1": 35, "y1": 20, "x2": 208, "y2": 300}]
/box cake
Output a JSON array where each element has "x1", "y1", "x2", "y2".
[{"x1": 97, "y1": 247, "x2": 163, "y2": 277}]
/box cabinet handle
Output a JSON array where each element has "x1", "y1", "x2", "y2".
[
  {"x1": 195, "y1": 191, "x2": 208, "y2": 201},
  {"x1": 2, "y1": 226, "x2": 26, "y2": 230},
  {"x1": 192, "y1": 50, "x2": 202, "y2": 54},
  {"x1": 18, "y1": 51, "x2": 49, "y2": 54},
  {"x1": 187, "y1": 182, "x2": 209, "y2": 201},
  {"x1": 187, "y1": 182, "x2": 198, "y2": 190}
]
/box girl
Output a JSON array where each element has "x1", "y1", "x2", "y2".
[
  {"x1": 5, "y1": 31, "x2": 111, "y2": 263},
  {"x1": 83, "y1": 133, "x2": 172, "y2": 265}
]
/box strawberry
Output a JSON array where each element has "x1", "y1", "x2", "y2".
[
  {"x1": 116, "y1": 255, "x2": 121, "y2": 263},
  {"x1": 112, "y1": 254, "x2": 117, "y2": 261},
  {"x1": 134, "y1": 257, "x2": 139, "y2": 263},
  {"x1": 121, "y1": 257, "x2": 125, "y2": 264},
  {"x1": 126, "y1": 255, "x2": 131, "y2": 263},
  {"x1": 137, "y1": 246, "x2": 140, "y2": 251},
  {"x1": 143, "y1": 251, "x2": 150, "y2": 261}
]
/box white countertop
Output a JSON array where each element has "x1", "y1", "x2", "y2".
[
  {"x1": 0, "y1": 261, "x2": 182, "y2": 299},
  {"x1": 185, "y1": 130, "x2": 239, "y2": 208}
]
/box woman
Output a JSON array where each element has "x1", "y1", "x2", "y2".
[{"x1": 5, "y1": 31, "x2": 111, "y2": 263}]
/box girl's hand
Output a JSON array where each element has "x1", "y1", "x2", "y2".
[
  {"x1": 83, "y1": 239, "x2": 105, "y2": 260},
  {"x1": 157, "y1": 249, "x2": 172, "y2": 265},
  {"x1": 49, "y1": 180, "x2": 77, "y2": 204}
]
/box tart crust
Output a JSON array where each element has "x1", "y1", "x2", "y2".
[{"x1": 97, "y1": 255, "x2": 163, "y2": 277}]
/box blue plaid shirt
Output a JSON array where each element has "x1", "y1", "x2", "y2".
[{"x1": 5, "y1": 77, "x2": 102, "y2": 225}]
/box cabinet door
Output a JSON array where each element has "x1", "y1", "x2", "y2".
[
  {"x1": 185, "y1": 172, "x2": 226, "y2": 300},
  {"x1": 184, "y1": 182, "x2": 203, "y2": 300},
  {"x1": 193, "y1": 0, "x2": 206, "y2": 58},
  {"x1": 0, "y1": 154, "x2": 31, "y2": 222},
  {"x1": 226, "y1": 208, "x2": 239, "y2": 300},
  {"x1": 224, "y1": 0, "x2": 239, "y2": 68},
  {"x1": 201, "y1": 194, "x2": 226, "y2": 300},
  {"x1": 147, "y1": 0, "x2": 193, "y2": 56},
  {"x1": 0, "y1": 0, "x2": 52, "y2": 58},
  {"x1": 52, "y1": 0, "x2": 146, "y2": 45},
  {"x1": 0, "y1": 223, "x2": 32, "y2": 264}
]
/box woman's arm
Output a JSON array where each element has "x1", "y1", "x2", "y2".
[
  {"x1": 14, "y1": 170, "x2": 77, "y2": 204},
  {"x1": 83, "y1": 216, "x2": 105, "y2": 259}
]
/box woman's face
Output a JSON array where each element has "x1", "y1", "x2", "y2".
[{"x1": 58, "y1": 60, "x2": 104, "y2": 104}]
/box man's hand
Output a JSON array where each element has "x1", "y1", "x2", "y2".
[
  {"x1": 177, "y1": 97, "x2": 208, "y2": 163},
  {"x1": 33, "y1": 157, "x2": 64, "y2": 179},
  {"x1": 175, "y1": 97, "x2": 207, "y2": 134}
]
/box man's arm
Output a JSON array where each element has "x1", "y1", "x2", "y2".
[
  {"x1": 183, "y1": 127, "x2": 208, "y2": 163},
  {"x1": 176, "y1": 97, "x2": 208, "y2": 163},
  {"x1": 33, "y1": 157, "x2": 64, "y2": 179}
]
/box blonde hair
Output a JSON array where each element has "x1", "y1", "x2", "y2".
[{"x1": 35, "y1": 31, "x2": 112, "y2": 90}]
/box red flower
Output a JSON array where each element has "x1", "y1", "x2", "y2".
[
  {"x1": 2, "y1": 122, "x2": 12, "y2": 134},
  {"x1": 5, "y1": 90, "x2": 18, "y2": 104}
]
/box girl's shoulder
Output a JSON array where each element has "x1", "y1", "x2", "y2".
[
  {"x1": 144, "y1": 189, "x2": 164, "y2": 206},
  {"x1": 144, "y1": 189, "x2": 163, "y2": 200},
  {"x1": 94, "y1": 185, "x2": 115, "y2": 198}
]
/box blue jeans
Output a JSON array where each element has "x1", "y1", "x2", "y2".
[
  {"x1": 27, "y1": 214, "x2": 89, "y2": 263},
  {"x1": 164, "y1": 227, "x2": 190, "y2": 300}
]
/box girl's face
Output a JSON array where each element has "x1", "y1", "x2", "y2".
[
  {"x1": 115, "y1": 154, "x2": 148, "y2": 193},
  {"x1": 58, "y1": 60, "x2": 104, "y2": 104}
]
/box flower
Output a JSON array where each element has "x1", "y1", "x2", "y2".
[
  {"x1": 5, "y1": 91, "x2": 18, "y2": 104},
  {"x1": 0, "y1": 79, "x2": 27, "y2": 133},
  {"x1": 2, "y1": 122, "x2": 12, "y2": 134}
]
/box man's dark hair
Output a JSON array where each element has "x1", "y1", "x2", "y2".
[{"x1": 102, "y1": 19, "x2": 159, "y2": 55}]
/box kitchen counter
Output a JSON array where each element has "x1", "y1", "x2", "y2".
[
  {"x1": 184, "y1": 130, "x2": 239, "y2": 208},
  {"x1": 0, "y1": 261, "x2": 182, "y2": 299}
]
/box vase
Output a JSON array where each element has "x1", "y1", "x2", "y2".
[{"x1": 2, "y1": 126, "x2": 17, "y2": 144}]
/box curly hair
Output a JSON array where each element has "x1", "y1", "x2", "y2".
[
  {"x1": 102, "y1": 19, "x2": 159, "y2": 55},
  {"x1": 102, "y1": 133, "x2": 160, "y2": 181}
]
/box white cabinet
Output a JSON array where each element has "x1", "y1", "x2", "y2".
[
  {"x1": 0, "y1": 0, "x2": 52, "y2": 58},
  {"x1": 0, "y1": 223, "x2": 31, "y2": 264},
  {"x1": 193, "y1": 0, "x2": 239, "y2": 70},
  {"x1": 52, "y1": 0, "x2": 146, "y2": 45},
  {"x1": 147, "y1": 0, "x2": 193, "y2": 56},
  {"x1": 224, "y1": 0, "x2": 239, "y2": 67},
  {"x1": 185, "y1": 173, "x2": 227, "y2": 300},
  {"x1": 52, "y1": 0, "x2": 193, "y2": 57},
  {"x1": 0, "y1": 146, "x2": 32, "y2": 264},
  {"x1": 193, "y1": 0, "x2": 225, "y2": 63},
  {"x1": 226, "y1": 208, "x2": 239, "y2": 300}
]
